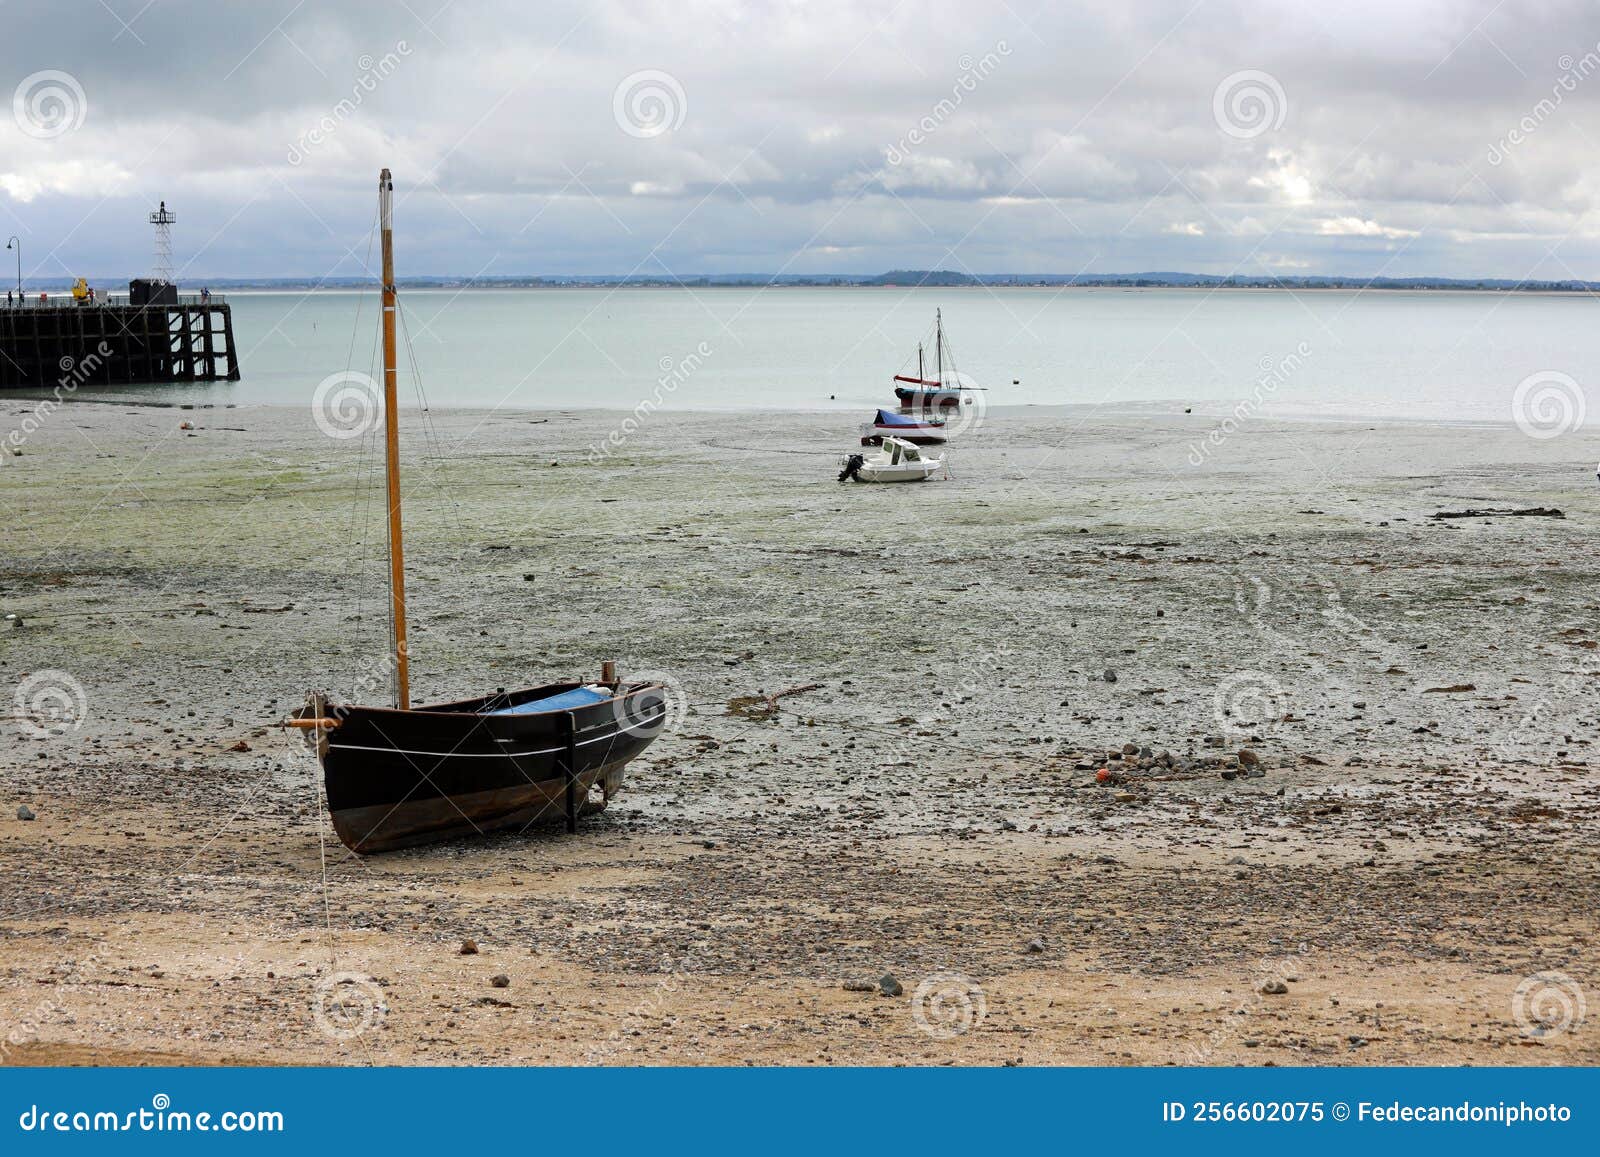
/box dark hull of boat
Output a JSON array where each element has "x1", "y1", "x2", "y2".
[
  {"x1": 894, "y1": 387, "x2": 962, "y2": 408},
  {"x1": 315, "y1": 681, "x2": 666, "y2": 854}
]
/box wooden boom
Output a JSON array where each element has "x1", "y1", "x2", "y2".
[{"x1": 282, "y1": 717, "x2": 344, "y2": 730}]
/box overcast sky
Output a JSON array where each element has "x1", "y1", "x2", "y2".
[{"x1": 3, "y1": 0, "x2": 1599, "y2": 280}]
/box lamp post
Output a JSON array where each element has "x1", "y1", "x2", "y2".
[{"x1": 4, "y1": 237, "x2": 18, "y2": 302}]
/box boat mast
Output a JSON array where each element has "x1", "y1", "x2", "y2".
[
  {"x1": 379, "y1": 168, "x2": 410, "y2": 711},
  {"x1": 935, "y1": 308, "x2": 943, "y2": 384},
  {"x1": 917, "y1": 342, "x2": 924, "y2": 381}
]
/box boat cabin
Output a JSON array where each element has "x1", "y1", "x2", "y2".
[{"x1": 882, "y1": 437, "x2": 924, "y2": 463}]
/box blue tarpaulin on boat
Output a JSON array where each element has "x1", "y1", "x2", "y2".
[
  {"x1": 488, "y1": 686, "x2": 609, "y2": 715},
  {"x1": 874, "y1": 409, "x2": 922, "y2": 426}
]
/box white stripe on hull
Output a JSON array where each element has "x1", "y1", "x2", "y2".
[{"x1": 328, "y1": 712, "x2": 664, "y2": 760}]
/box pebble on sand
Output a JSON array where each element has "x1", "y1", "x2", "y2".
[
  {"x1": 459, "y1": 939, "x2": 479, "y2": 955},
  {"x1": 879, "y1": 973, "x2": 903, "y2": 997},
  {"x1": 17, "y1": 805, "x2": 36, "y2": 821},
  {"x1": 490, "y1": 974, "x2": 510, "y2": 988},
  {"x1": 1260, "y1": 980, "x2": 1289, "y2": 995}
]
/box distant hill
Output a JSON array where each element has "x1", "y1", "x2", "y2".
[
  {"x1": 864, "y1": 270, "x2": 983, "y2": 286},
  {"x1": 967, "y1": 272, "x2": 1600, "y2": 291},
  {"x1": 23, "y1": 271, "x2": 1600, "y2": 292}
]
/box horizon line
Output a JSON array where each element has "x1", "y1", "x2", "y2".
[{"x1": 8, "y1": 270, "x2": 1597, "y2": 288}]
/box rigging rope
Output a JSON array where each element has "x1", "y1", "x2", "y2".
[
  {"x1": 395, "y1": 297, "x2": 468, "y2": 546},
  {"x1": 348, "y1": 207, "x2": 382, "y2": 691},
  {"x1": 893, "y1": 315, "x2": 960, "y2": 383}
]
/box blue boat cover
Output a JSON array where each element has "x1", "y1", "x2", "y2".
[
  {"x1": 874, "y1": 409, "x2": 922, "y2": 426},
  {"x1": 487, "y1": 686, "x2": 610, "y2": 716}
]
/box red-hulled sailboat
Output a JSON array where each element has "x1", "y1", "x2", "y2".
[{"x1": 892, "y1": 308, "x2": 985, "y2": 409}]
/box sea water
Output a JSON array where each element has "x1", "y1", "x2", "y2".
[{"x1": 54, "y1": 286, "x2": 1600, "y2": 427}]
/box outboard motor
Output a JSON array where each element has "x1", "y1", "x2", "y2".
[{"x1": 838, "y1": 454, "x2": 865, "y2": 483}]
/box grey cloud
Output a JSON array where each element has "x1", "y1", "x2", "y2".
[{"x1": 3, "y1": 0, "x2": 1599, "y2": 279}]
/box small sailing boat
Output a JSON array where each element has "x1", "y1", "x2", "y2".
[
  {"x1": 859, "y1": 407, "x2": 946, "y2": 446},
  {"x1": 892, "y1": 308, "x2": 985, "y2": 409},
  {"x1": 838, "y1": 437, "x2": 945, "y2": 483},
  {"x1": 285, "y1": 170, "x2": 668, "y2": 854}
]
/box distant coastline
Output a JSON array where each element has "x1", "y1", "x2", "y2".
[{"x1": 15, "y1": 269, "x2": 1599, "y2": 293}]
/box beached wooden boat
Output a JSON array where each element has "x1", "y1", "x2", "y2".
[
  {"x1": 285, "y1": 169, "x2": 666, "y2": 854},
  {"x1": 303, "y1": 682, "x2": 667, "y2": 853}
]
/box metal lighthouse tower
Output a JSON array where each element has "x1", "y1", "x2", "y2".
[{"x1": 148, "y1": 200, "x2": 176, "y2": 283}]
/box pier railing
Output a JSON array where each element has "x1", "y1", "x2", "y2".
[{"x1": 0, "y1": 292, "x2": 227, "y2": 309}]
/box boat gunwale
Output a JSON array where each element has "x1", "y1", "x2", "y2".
[{"x1": 321, "y1": 679, "x2": 667, "y2": 721}]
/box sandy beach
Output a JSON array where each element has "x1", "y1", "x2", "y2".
[{"x1": 1, "y1": 401, "x2": 1595, "y2": 1066}]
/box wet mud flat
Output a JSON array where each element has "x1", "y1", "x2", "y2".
[{"x1": 0, "y1": 402, "x2": 1595, "y2": 1065}]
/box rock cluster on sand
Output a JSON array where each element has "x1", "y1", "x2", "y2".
[{"x1": 1087, "y1": 742, "x2": 1273, "y2": 786}]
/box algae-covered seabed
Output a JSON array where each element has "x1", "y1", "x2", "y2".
[{"x1": 1, "y1": 403, "x2": 1595, "y2": 1066}]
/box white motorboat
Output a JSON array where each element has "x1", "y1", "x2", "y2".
[{"x1": 837, "y1": 437, "x2": 945, "y2": 483}]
